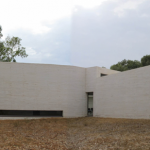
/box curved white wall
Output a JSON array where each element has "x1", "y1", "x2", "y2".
[{"x1": 0, "y1": 62, "x2": 86, "y2": 117}]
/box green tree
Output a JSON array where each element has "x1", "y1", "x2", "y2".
[
  {"x1": 0, "y1": 36, "x2": 28, "y2": 62},
  {"x1": 0, "y1": 26, "x2": 4, "y2": 61},
  {"x1": 141, "y1": 55, "x2": 150, "y2": 67},
  {"x1": 110, "y1": 59, "x2": 142, "y2": 71},
  {"x1": 0, "y1": 26, "x2": 2, "y2": 39}
]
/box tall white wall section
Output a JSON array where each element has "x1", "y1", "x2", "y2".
[
  {"x1": 94, "y1": 66, "x2": 150, "y2": 119},
  {"x1": 0, "y1": 62, "x2": 86, "y2": 117}
]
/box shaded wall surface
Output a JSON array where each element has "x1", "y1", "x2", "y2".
[
  {"x1": 0, "y1": 62, "x2": 86, "y2": 117},
  {"x1": 85, "y1": 67, "x2": 119, "y2": 92},
  {"x1": 94, "y1": 66, "x2": 150, "y2": 119}
]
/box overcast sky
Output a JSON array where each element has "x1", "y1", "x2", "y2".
[{"x1": 1, "y1": 0, "x2": 150, "y2": 68}]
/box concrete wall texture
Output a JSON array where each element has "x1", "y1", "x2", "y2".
[
  {"x1": 0, "y1": 63, "x2": 86, "y2": 117},
  {"x1": 0, "y1": 62, "x2": 149, "y2": 119},
  {"x1": 94, "y1": 65, "x2": 150, "y2": 119},
  {"x1": 85, "y1": 67, "x2": 119, "y2": 92}
]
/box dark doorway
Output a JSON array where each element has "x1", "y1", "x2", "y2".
[
  {"x1": 0, "y1": 110, "x2": 63, "y2": 117},
  {"x1": 87, "y1": 92, "x2": 93, "y2": 116}
]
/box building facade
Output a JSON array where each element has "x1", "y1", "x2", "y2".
[{"x1": 0, "y1": 62, "x2": 150, "y2": 119}]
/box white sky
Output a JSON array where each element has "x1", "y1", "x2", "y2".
[
  {"x1": 0, "y1": 0, "x2": 149, "y2": 68},
  {"x1": 1, "y1": 0, "x2": 106, "y2": 35}
]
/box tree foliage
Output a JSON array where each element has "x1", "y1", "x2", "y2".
[
  {"x1": 110, "y1": 59, "x2": 142, "y2": 71},
  {"x1": 0, "y1": 36, "x2": 28, "y2": 62},
  {"x1": 0, "y1": 26, "x2": 2, "y2": 39},
  {"x1": 110, "y1": 54, "x2": 150, "y2": 71},
  {"x1": 0, "y1": 25, "x2": 28, "y2": 62},
  {"x1": 0, "y1": 42, "x2": 4, "y2": 54},
  {"x1": 0, "y1": 26, "x2": 4, "y2": 61},
  {"x1": 141, "y1": 55, "x2": 150, "y2": 67}
]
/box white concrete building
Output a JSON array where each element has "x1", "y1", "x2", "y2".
[{"x1": 0, "y1": 62, "x2": 150, "y2": 119}]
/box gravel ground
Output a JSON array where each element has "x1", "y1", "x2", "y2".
[{"x1": 0, "y1": 117, "x2": 150, "y2": 149}]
